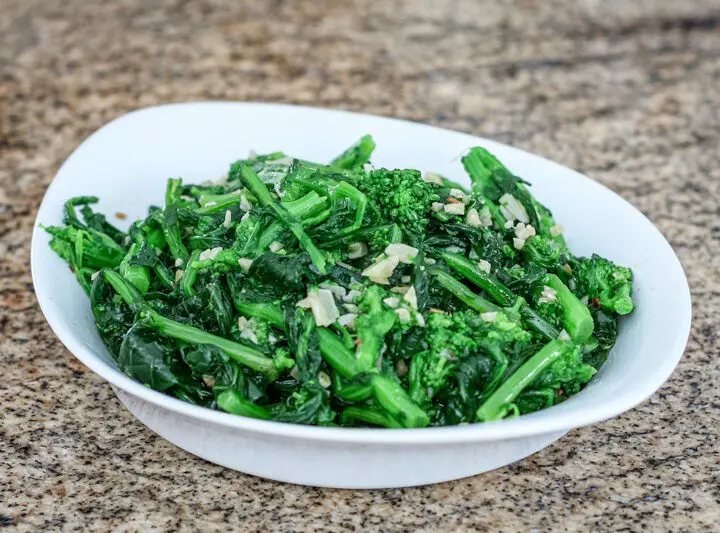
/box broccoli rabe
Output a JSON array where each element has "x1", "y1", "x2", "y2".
[{"x1": 45, "y1": 135, "x2": 635, "y2": 429}]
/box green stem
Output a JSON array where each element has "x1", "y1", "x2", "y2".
[
  {"x1": 545, "y1": 274, "x2": 594, "y2": 342},
  {"x1": 316, "y1": 328, "x2": 362, "y2": 379},
  {"x1": 370, "y1": 374, "x2": 429, "y2": 429},
  {"x1": 238, "y1": 164, "x2": 327, "y2": 274},
  {"x1": 430, "y1": 268, "x2": 502, "y2": 314},
  {"x1": 233, "y1": 301, "x2": 285, "y2": 329},
  {"x1": 141, "y1": 309, "x2": 277, "y2": 376},
  {"x1": 216, "y1": 390, "x2": 271, "y2": 420},
  {"x1": 439, "y1": 251, "x2": 515, "y2": 305},
  {"x1": 182, "y1": 250, "x2": 201, "y2": 296},
  {"x1": 340, "y1": 406, "x2": 403, "y2": 428},
  {"x1": 476, "y1": 339, "x2": 569, "y2": 422}
]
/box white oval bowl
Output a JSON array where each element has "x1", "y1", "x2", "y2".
[{"x1": 31, "y1": 102, "x2": 691, "y2": 488}]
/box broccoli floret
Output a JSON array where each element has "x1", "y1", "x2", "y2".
[
  {"x1": 574, "y1": 254, "x2": 634, "y2": 315},
  {"x1": 410, "y1": 310, "x2": 531, "y2": 407},
  {"x1": 354, "y1": 169, "x2": 435, "y2": 243},
  {"x1": 531, "y1": 343, "x2": 596, "y2": 395}
]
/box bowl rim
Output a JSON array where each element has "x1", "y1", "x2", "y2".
[{"x1": 31, "y1": 101, "x2": 692, "y2": 445}]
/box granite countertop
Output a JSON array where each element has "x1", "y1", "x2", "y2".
[{"x1": 2, "y1": 0, "x2": 719, "y2": 530}]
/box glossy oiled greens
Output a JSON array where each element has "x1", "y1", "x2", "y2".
[{"x1": 45, "y1": 138, "x2": 635, "y2": 428}]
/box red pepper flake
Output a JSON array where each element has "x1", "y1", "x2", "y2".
[
  {"x1": 590, "y1": 297, "x2": 600, "y2": 307},
  {"x1": 115, "y1": 212, "x2": 127, "y2": 220},
  {"x1": 354, "y1": 338, "x2": 362, "y2": 346},
  {"x1": 445, "y1": 197, "x2": 462, "y2": 204}
]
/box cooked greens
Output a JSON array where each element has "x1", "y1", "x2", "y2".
[{"x1": 45, "y1": 137, "x2": 635, "y2": 428}]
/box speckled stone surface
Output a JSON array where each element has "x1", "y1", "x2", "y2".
[{"x1": 1, "y1": 0, "x2": 719, "y2": 530}]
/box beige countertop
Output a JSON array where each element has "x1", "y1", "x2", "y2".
[{"x1": 1, "y1": 0, "x2": 719, "y2": 530}]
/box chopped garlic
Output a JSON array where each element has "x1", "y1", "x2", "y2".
[
  {"x1": 223, "y1": 210, "x2": 232, "y2": 228},
  {"x1": 363, "y1": 163, "x2": 375, "y2": 172},
  {"x1": 513, "y1": 238, "x2": 526, "y2": 250},
  {"x1": 395, "y1": 307, "x2": 412, "y2": 323},
  {"x1": 422, "y1": 171, "x2": 444, "y2": 185},
  {"x1": 343, "y1": 289, "x2": 363, "y2": 303},
  {"x1": 563, "y1": 263, "x2": 573, "y2": 275},
  {"x1": 204, "y1": 201, "x2": 217, "y2": 207},
  {"x1": 237, "y1": 316, "x2": 248, "y2": 331},
  {"x1": 91, "y1": 271, "x2": 100, "y2": 281},
  {"x1": 199, "y1": 247, "x2": 223, "y2": 262},
  {"x1": 174, "y1": 258, "x2": 184, "y2": 267},
  {"x1": 308, "y1": 288, "x2": 340, "y2": 327},
  {"x1": 401, "y1": 275, "x2": 412, "y2": 283},
  {"x1": 481, "y1": 312, "x2": 497, "y2": 322},
  {"x1": 465, "y1": 207, "x2": 482, "y2": 228},
  {"x1": 369, "y1": 276, "x2": 390, "y2": 285},
  {"x1": 383, "y1": 297, "x2": 401, "y2": 308},
  {"x1": 362, "y1": 254, "x2": 400, "y2": 279},
  {"x1": 403, "y1": 286, "x2": 418, "y2": 310},
  {"x1": 318, "y1": 371, "x2": 332, "y2": 389},
  {"x1": 431, "y1": 202, "x2": 444, "y2": 212},
  {"x1": 558, "y1": 329, "x2": 571, "y2": 341},
  {"x1": 343, "y1": 303, "x2": 358, "y2": 313},
  {"x1": 499, "y1": 193, "x2": 529, "y2": 223},
  {"x1": 237, "y1": 258, "x2": 253, "y2": 271},
  {"x1": 269, "y1": 241, "x2": 284, "y2": 252},
  {"x1": 337, "y1": 313, "x2": 357, "y2": 330},
  {"x1": 322, "y1": 284, "x2": 347, "y2": 299},
  {"x1": 385, "y1": 243, "x2": 418, "y2": 264},
  {"x1": 514, "y1": 222, "x2": 536, "y2": 240},
  {"x1": 550, "y1": 224, "x2": 565, "y2": 237},
  {"x1": 539, "y1": 285, "x2": 558, "y2": 304},
  {"x1": 444, "y1": 202, "x2": 465, "y2": 215},
  {"x1": 295, "y1": 296, "x2": 312, "y2": 309},
  {"x1": 390, "y1": 286, "x2": 410, "y2": 295},
  {"x1": 415, "y1": 313, "x2": 426, "y2": 327},
  {"x1": 240, "y1": 211, "x2": 251, "y2": 222},
  {"x1": 504, "y1": 220, "x2": 515, "y2": 229},
  {"x1": 478, "y1": 206, "x2": 493, "y2": 227},
  {"x1": 477, "y1": 259, "x2": 491, "y2": 274},
  {"x1": 395, "y1": 359, "x2": 409, "y2": 377},
  {"x1": 425, "y1": 257, "x2": 436, "y2": 265},
  {"x1": 449, "y1": 188, "x2": 467, "y2": 201},
  {"x1": 240, "y1": 193, "x2": 252, "y2": 212},
  {"x1": 348, "y1": 242, "x2": 368, "y2": 259},
  {"x1": 175, "y1": 269, "x2": 185, "y2": 282}
]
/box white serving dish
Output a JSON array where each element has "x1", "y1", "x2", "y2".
[{"x1": 31, "y1": 102, "x2": 691, "y2": 488}]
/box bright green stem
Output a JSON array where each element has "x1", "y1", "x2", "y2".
[
  {"x1": 216, "y1": 390, "x2": 271, "y2": 420},
  {"x1": 330, "y1": 134, "x2": 375, "y2": 170},
  {"x1": 291, "y1": 176, "x2": 367, "y2": 236},
  {"x1": 545, "y1": 274, "x2": 594, "y2": 342},
  {"x1": 140, "y1": 309, "x2": 277, "y2": 376},
  {"x1": 102, "y1": 268, "x2": 143, "y2": 305},
  {"x1": 332, "y1": 374, "x2": 373, "y2": 402},
  {"x1": 439, "y1": 251, "x2": 514, "y2": 305},
  {"x1": 234, "y1": 301, "x2": 285, "y2": 329},
  {"x1": 165, "y1": 178, "x2": 183, "y2": 207},
  {"x1": 370, "y1": 374, "x2": 429, "y2": 429},
  {"x1": 476, "y1": 340, "x2": 569, "y2": 422},
  {"x1": 153, "y1": 263, "x2": 175, "y2": 289},
  {"x1": 430, "y1": 268, "x2": 502, "y2": 314},
  {"x1": 408, "y1": 351, "x2": 428, "y2": 407},
  {"x1": 119, "y1": 243, "x2": 150, "y2": 294},
  {"x1": 238, "y1": 165, "x2": 327, "y2": 274},
  {"x1": 255, "y1": 191, "x2": 328, "y2": 252},
  {"x1": 340, "y1": 407, "x2": 403, "y2": 429},
  {"x1": 182, "y1": 250, "x2": 201, "y2": 296},
  {"x1": 161, "y1": 205, "x2": 189, "y2": 262},
  {"x1": 316, "y1": 328, "x2": 362, "y2": 379},
  {"x1": 196, "y1": 193, "x2": 242, "y2": 215}
]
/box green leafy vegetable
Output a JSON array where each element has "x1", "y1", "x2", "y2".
[{"x1": 45, "y1": 136, "x2": 634, "y2": 428}]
